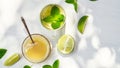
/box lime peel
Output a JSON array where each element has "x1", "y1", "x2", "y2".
[
  {"x1": 77, "y1": 15, "x2": 89, "y2": 34},
  {"x1": 4, "y1": 53, "x2": 21, "y2": 66}
]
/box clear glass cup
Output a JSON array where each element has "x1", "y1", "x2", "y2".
[
  {"x1": 40, "y1": 4, "x2": 66, "y2": 30},
  {"x1": 22, "y1": 34, "x2": 51, "y2": 63}
]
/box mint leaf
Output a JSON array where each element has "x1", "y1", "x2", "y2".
[
  {"x1": 77, "y1": 15, "x2": 88, "y2": 34},
  {"x1": 50, "y1": 14, "x2": 64, "y2": 29},
  {"x1": 43, "y1": 65, "x2": 52, "y2": 68},
  {"x1": 0, "y1": 48, "x2": 7, "y2": 59},
  {"x1": 43, "y1": 16, "x2": 54, "y2": 22},
  {"x1": 43, "y1": 5, "x2": 65, "y2": 29},
  {"x1": 90, "y1": 0, "x2": 97, "y2": 1},
  {"x1": 65, "y1": 0, "x2": 75, "y2": 3},
  {"x1": 54, "y1": 14, "x2": 65, "y2": 22},
  {"x1": 65, "y1": 0, "x2": 78, "y2": 12},
  {"x1": 73, "y1": 2, "x2": 78, "y2": 12},
  {"x1": 53, "y1": 60, "x2": 59, "y2": 68},
  {"x1": 51, "y1": 6, "x2": 60, "y2": 16},
  {"x1": 51, "y1": 21, "x2": 61, "y2": 29},
  {"x1": 43, "y1": 14, "x2": 64, "y2": 23},
  {"x1": 24, "y1": 65, "x2": 31, "y2": 68}
]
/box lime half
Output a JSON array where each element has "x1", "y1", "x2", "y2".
[{"x1": 57, "y1": 35, "x2": 74, "y2": 54}]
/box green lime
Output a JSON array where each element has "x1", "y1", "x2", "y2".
[
  {"x1": 4, "y1": 53, "x2": 21, "y2": 66},
  {"x1": 57, "y1": 34, "x2": 74, "y2": 54},
  {"x1": 77, "y1": 15, "x2": 88, "y2": 34}
]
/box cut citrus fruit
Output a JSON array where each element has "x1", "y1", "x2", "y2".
[
  {"x1": 4, "y1": 53, "x2": 20, "y2": 66},
  {"x1": 77, "y1": 15, "x2": 88, "y2": 34},
  {"x1": 57, "y1": 34, "x2": 74, "y2": 54}
]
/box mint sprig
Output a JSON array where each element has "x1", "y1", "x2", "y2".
[
  {"x1": 51, "y1": 22, "x2": 61, "y2": 29},
  {"x1": 51, "y1": 6, "x2": 60, "y2": 16},
  {"x1": 53, "y1": 60, "x2": 59, "y2": 68},
  {"x1": 90, "y1": 0, "x2": 97, "y2": 1},
  {"x1": 24, "y1": 65, "x2": 31, "y2": 68},
  {"x1": 65, "y1": 0, "x2": 78, "y2": 12},
  {"x1": 43, "y1": 14, "x2": 64, "y2": 23},
  {"x1": 43, "y1": 5, "x2": 65, "y2": 29},
  {"x1": 43, "y1": 65, "x2": 52, "y2": 68},
  {"x1": 0, "y1": 48, "x2": 7, "y2": 59},
  {"x1": 42, "y1": 59, "x2": 59, "y2": 68}
]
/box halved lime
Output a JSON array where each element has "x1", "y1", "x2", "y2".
[{"x1": 57, "y1": 35, "x2": 74, "y2": 54}]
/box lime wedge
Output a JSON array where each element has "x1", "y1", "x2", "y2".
[
  {"x1": 57, "y1": 35, "x2": 74, "y2": 54},
  {"x1": 77, "y1": 15, "x2": 88, "y2": 34},
  {"x1": 4, "y1": 53, "x2": 21, "y2": 66}
]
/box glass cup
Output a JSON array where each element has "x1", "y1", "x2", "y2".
[
  {"x1": 22, "y1": 34, "x2": 51, "y2": 63},
  {"x1": 40, "y1": 4, "x2": 66, "y2": 30},
  {"x1": 40, "y1": 4, "x2": 66, "y2": 46}
]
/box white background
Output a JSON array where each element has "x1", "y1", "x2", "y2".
[{"x1": 0, "y1": 0, "x2": 120, "y2": 68}]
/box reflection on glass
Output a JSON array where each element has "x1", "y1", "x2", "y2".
[{"x1": 22, "y1": 34, "x2": 51, "y2": 63}]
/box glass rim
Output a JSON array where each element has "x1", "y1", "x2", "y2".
[
  {"x1": 21, "y1": 34, "x2": 51, "y2": 63},
  {"x1": 40, "y1": 4, "x2": 66, "y2": 31}
]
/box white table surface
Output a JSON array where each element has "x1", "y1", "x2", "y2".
[{"x1": 0, "y1": 0, "x2": 120, "y2": 68}]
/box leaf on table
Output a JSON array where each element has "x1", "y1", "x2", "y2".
[
  {"x1": 0, "y1": 48, "x2": 7, "y2": 59},
  {"x1": 90, "y1": 0, "x2": 97, "y2": 1},
  {"x1": 53, "y1": 60, "x2": 59, "y2": 68},
  {"x1": 73, "y1": 2, "x2": 78, "y2": 12},
  {"x1": 65, "y1": 0, "x2": 78, "y2": 12},
  {"x1": 65, "y1": 0, "x2": 75, "y2": 3},
  {"x1": 43, "y1": 65, "x2": 52, "y2": 68},
  {"x1": 51, "y1": 5, "x2": 60, "y2": 16}
]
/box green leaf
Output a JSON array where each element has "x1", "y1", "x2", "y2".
[
  {"x1": 43, "y1": 65, "x2": 52, "y2": 68},
  {"x1": 51, "y1": 21, "x2": 61, "y2": 29},
  {"x1": 24, "y1": 65, "x2": 31, "y2": 68},
  {"x1": 65, "y1": 0, "x2": 75, "y2": 3},
  {"x1": 53, "y1": 60, "x2": 59, "y2": 68},
  {"x1": 65, "y1": 0, "x2": 78, "y2": 12},
  {"x1": 90, "y1": 0, "x2": 97, "y2": 1},
  {"x1": 51, "y1": 5, "x2": 60, "y2": 16},
  {"x1": 77, "y1": 15, "x2": 88, "y2": 34},
  {"x1": 43, "y1": 14, "x2": 65, "y2": 23},
  {"x1": 43, "y1": 16, "x2": 54, "y2": 22},
  {"x1": 0, "y1": 48, "x2": 7, "y2": 59},
  {"x1": 73, "y1": 2, "x2": 78, "y2": 12},
  {"x1": 55, "y1": 14, "x2": 65, "y2": 22}
]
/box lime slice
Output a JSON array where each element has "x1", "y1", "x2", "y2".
[
  {"x1": 4, "y1": 53, "x2": 21, "y2": 66},
  {"x1": 57, "y1": 35, "x2": 74, "y2": 54}
]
